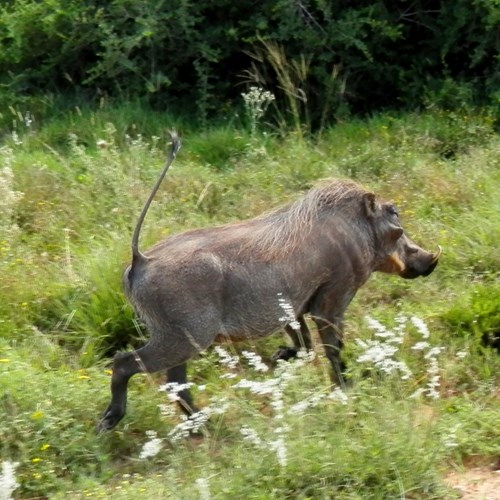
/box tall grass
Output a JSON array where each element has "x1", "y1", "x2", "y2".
[{"x1": 0, "y1": 103, "x2": 499, "y2": 498}]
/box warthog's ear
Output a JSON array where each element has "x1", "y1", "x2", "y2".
[{"x1": 363, "y1": 192, "x2": 378, "y2": 217}]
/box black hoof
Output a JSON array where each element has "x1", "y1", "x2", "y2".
[
  {"x1": 97, "y1": 408, "x2": 124, "y2": 433},
  {"x1": 177, "y1": 400, "x2": 200, "y2": 418},
  {"x1": 271, "y1": 346, "x2": 299, "y2": 362}
]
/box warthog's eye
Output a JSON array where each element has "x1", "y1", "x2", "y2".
[{"x1": 388, "y1": 205, "x2": 399, "y2": 217}]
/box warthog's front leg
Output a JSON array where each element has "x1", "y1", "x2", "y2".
[
  {"x1": 272, "y1": 316, "x2": 313, "y2": 361},
  {"x1": 313, "y1": 316, "x2": 348, "y2": 389}
]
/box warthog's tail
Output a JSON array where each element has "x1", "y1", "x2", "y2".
[{"x1": 131, "y1": 131, "x2": 181, "y2": 264}]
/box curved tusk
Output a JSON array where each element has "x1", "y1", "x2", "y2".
[{"x1": 431, "y1": 245, "x2": 442, "y2": 264}]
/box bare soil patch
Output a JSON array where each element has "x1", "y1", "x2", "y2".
[{"x1": 445, "y1": 457, "x2": 500, "y2": 499}]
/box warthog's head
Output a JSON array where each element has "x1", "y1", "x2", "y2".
[{"x1": 364, "y1": 193, "x2": 441, "y2": 279}]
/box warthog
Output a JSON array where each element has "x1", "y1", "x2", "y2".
[{"x1": 99, "y1": 134, "x2": 441, "y2": 431}]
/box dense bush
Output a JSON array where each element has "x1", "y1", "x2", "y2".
[
  {"x1": 444, "y1": 284, "x2": 500, "y2": 353},
  {"x1": 1, "y1": 0, "x2": 499, "y2": 127}
]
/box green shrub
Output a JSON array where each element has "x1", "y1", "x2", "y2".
[
  {"x1": 443, "y1": 284, "x2": 500, "y2": 353},
  {"x1": 1, "y1": 1, "x2": 499, "y2": 127}
]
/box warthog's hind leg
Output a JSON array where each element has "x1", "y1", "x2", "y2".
[
  {"x1": 272, "y1": 316, "x2": 313, "y2": 362},
  {"x1": 98, "y1": 350, "x2": 141, "y2": 432},
  {"x1": 98, "y1": 342, "x2": 189, "y2": 432}
]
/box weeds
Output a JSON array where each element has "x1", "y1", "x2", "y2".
[
  {"x1": 0, "y1": 146, "x2": 23, "y2": 237},
  {"x1": 241, "y1": 86, "x2": 275, "y2": 139},
  {"x1": 356, "y1": 315, "x2": 444, "y2": 399},
  {"x1": 247, "y1": 40, "x2": 310, "y2": 136}
]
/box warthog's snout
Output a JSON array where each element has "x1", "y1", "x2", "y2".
[{"x1": 399, "y1": 241, "x2": 442, "y2": 279}]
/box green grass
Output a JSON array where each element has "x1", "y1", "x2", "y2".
[{"x1": 1, "y1": 103, "x2": 499, "y2": 498}]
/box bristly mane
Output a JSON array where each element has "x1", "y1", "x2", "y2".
[{"x1": 246, "y1": 179, "x2": 371, "y2": 256}]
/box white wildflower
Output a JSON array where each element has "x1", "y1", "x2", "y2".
[
  {"x1": 366, "y1": 315, "x2": 406, "y2": 344},
  {"x1": 442, "y1": 424, "x2": 460, "y2": 449},
  {"x1": 240, "y1": 425, "x2": 263, "y2": 447},
  {"x1": 410, "y1": 388, "x2": 425, "y2": 399},
  {"x1": 296, "y1": 349, "x2": 316, "y2": 362},
  {"x1": 11, "y1": 131, "x2": 22, "y2": 146},
  {"x1": 411, "y1": 316, "x2": 430, "y2": 338},
  {"x1": 456, "y1": 350, "x2": 467, "y2": 359},
  {"x1": 0, "y1": 461, "x2": 19, "y2": 500},
  {"x1": 412, "y1": 341, "x2": 430, "y2": 351},
  {"x1": 139, "y1": 430, "x2": 163, "y2": 459},
  {"x1": 411, "y1": 342, "x2": 442, "y2": 399},
  {"x1": 234, "y1": 360, "x2": 299, "y2": 467},
  {"x1": 289, "y1": 392, "x2": 325, "y2": 414},
  {"x1": 158, "y1": 403, "x2": 176, "y2": 417},
  {"x1": 277, "y1": 293, "x2": 301, "y2": 331},
  {"x1": 425, "y1": 357, "x2": 441, "y2": 399},
  {"x1": 168, "y1": 411, "x2": 209, "y2": 443},
  {"x1": 424, "y1": 346, "x2": 443, "y2": 359},
  {"x1": 160, "y1": 381, "x2": 195, "y2": 402},
  {"x1": 206, "y1": 396, "x2": 230, "y2": 416},
  {"x1": 195, "y1": 477, "x2": 211, "y2": 500},
  {"x1": 395, "y1": 314, "x2": 408, "y2": 329},
  {"x1": 329, "y1": 387, "x2": 349, "y2": 405},
  {"x1": 24, "y1": 112, "x2": 33, "y2": 128},
  {"x1": 241, "y1": 86, "x2": 275, "y2": 136},
  {"x1": 270, "y1": 395, "x2": 285, "y2": 415},
  {"x1": 242, "y1": 350, "x2": 269, "y2": 372},
  {"x1": 214, "y1": 346, "x2": 239, "y2": 369},
  {"x1": 168, "y1": 398, "x2": 229, "y2": 443},
  {"x1": 356, "y1": 339, "x2": 398, "y2": 363},
  {"x1": 360, "y1": 315, "x2": 442, "y2": 388},
  {"x1": 270, "y1": 427, "x2": 289, "y2": 468},
  {"x1": 358, "y1": 317, "x2": 412, "y2": 379},
  {"x1": 233, "y1": 377, "x2": 280, "y2": 396},
  {"x1": 357, "y1": 337, "x2": 412, "y2": 379},
  {"x1": 241, "y1": 86, "x2": 275, "y2": 110},
  {"x1": 411, "y1": 317, "x2": 442, "y2": 398},
  {"x1": 366, "y1": 316, "x2": 391, "y2": 337},
  {"x1": 0, "y1": 147, "x2": 23, "y2": 236}
]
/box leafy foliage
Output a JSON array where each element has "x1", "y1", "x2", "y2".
[
  {"x1": 443, "y1": 284, "x2": 500, "y2": 353},
  {"x1": 1, "y1": 1, "x2": 499, "y2": 127}
]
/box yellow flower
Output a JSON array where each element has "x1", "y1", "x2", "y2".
[
  {"x1": 31, "y1": 457, "x2": 41, "y2": 463},
  {"x1": 0, "y1": 358, "x2": 9, "y2": 363},
  {"x1": 40, "y1": 444, "x2": 51, "y2": 451},
  {"x1": 78, "y1": 369, "x2": 90, "y2": 380},
  {"x1": 31, "y1": 410, "x2": 44, "y2": 420}
]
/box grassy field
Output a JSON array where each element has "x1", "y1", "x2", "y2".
[{"x1": 1, "y1": 101, "x2": 499, "y2": 499}]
